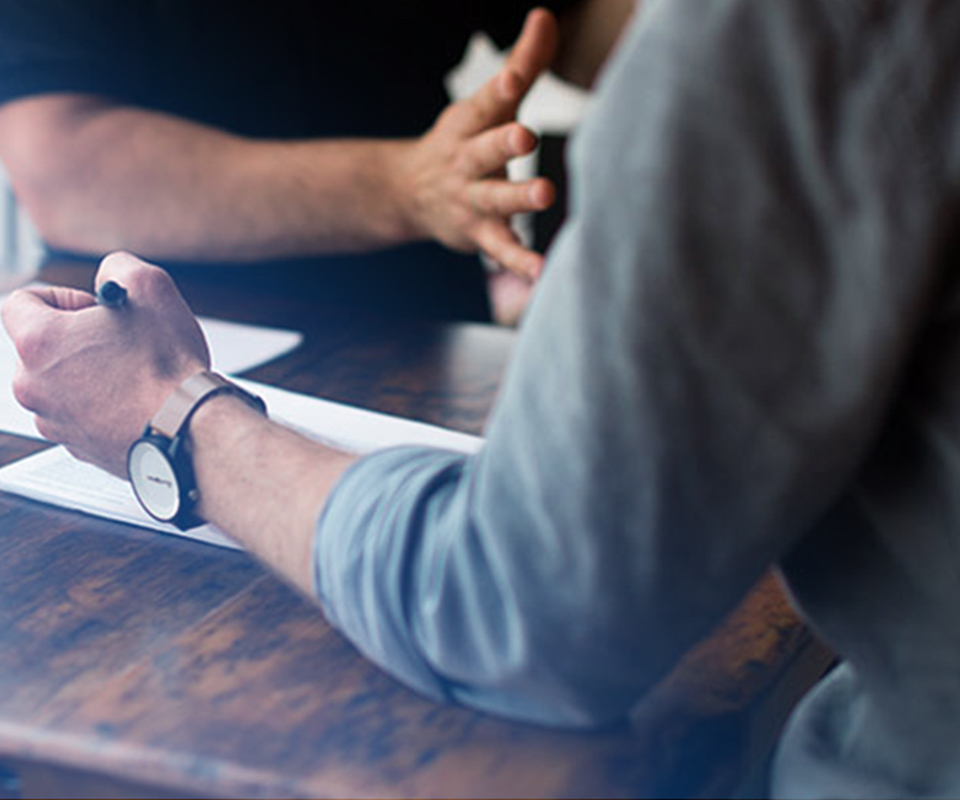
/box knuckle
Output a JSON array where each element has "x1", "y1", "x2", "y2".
[
  {"x1": 138, "y1": 262, "x2": 171, "y2": 290},
  {"x1": 34, "y1": 417, "x2": 60, "y2": 443},
  {"x1": 11, "y1": 370, "x2": 42, "y2": 413},
  {"x1": 466, "y1": 183, "x2": 487, "y2": 212},
  {"x1": 466, "y1": 96, "x2": 492, "y2": 128},
  {"x1": 505, "y1": 183, "x2": 528, "y2": 207},
  {"x1": 436, "y1": 103, "x2": 459, "y2": 127},
  {"x1": 14, "y1": 323, "x2": 53, "y2": 368},
  {"x1": 454, "y1": 149, "x2": 477, "y2": 175},
  {"x1": 490, "y1": 186, "x2": 516, "y2": 216},
  {"x1": 131, "y1": 262, "x2": 175, "y2": 302},
  {"x1": 99, "y1": 249, "x2": 141, "y2": 279},
  {"x1": 503, "y1": 123, "x2": 525, "y2": 154},
  {"x1": 102, "y1": 251, "x2": 173, "y2": 298}
]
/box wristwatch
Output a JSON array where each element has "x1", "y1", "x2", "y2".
[{"x1": 127, "y1": 371, "x2": 266, "y2": 530}]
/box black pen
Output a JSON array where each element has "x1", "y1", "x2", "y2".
[{"x1": 96, "y1": 280, "x2": 128, "y2": 309}]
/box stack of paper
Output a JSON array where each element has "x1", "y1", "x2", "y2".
[{"x1": 0, "y1": 379, "x2": 483, "y2": 549}]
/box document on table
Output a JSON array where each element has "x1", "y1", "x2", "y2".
[
  {"x1": 0, "y1": 284, "x2": 303, "y2": 440},
  {"x1": 0, "y1": 378, "x2": 484, "y2": 550}
]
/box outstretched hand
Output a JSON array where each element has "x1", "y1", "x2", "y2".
[
  {"x1": 398, "y1": 8, "x2": 560, "y2": 280},
  {"x1": 1, "y1": 252, "x2": 209, "y2": 476}
]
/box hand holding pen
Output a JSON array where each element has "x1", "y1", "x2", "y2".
[{"x1": 2, "y1": 251, "x2": 211, "y2": 476}]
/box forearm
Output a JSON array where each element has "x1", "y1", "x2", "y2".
[
  {"x1": 184, "y1": 385, "x2": 602, "y2": 721},
  {"x1": 189, "y1": 394, "x2": 359, "y2": 595},
  {"x1": 0, "y1": 10, "x2": 565, "y2": 277},
  {"x1": 0, "y1": 96, "x2": 420, "y2": 262}
]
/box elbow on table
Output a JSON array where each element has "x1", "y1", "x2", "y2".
[
  {"x1": 446, "y1": 636, "x2": 655, "y2": 730},
  {"x1": 0, "y1": 102, "x2": 119, "y2": 258},
  {"x1": 441, "y1": 595, "x2": 667, "y2": 730},
  {"x1": 8, "y1": 166, "x2": 113, "y2": 258}
]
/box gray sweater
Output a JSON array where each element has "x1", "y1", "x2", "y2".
[{"x1": 315, "y1": 1, "x2": 960, "y2": 796}]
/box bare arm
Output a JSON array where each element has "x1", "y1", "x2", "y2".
[
  {"x1": 0, "y1": 9, "x2": 560, "y2": 278},
  {"x1": 189, "y1": 395, "x2": 354, "y2": 595},
  {"x1": 0, "y1": 99, "x2": 419, "y2": 261}
]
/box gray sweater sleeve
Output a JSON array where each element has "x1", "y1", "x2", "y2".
[{"x1": 313, "y1": 0, "x2": 942, "y2": 727}]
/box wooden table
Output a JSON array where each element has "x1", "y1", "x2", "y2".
[{"x1": 0, "y1": 261, "x2": 833, "y2": 798}]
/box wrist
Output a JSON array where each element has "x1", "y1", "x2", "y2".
[
  {"x1": 128, "y1": 372, "x2": 265, "y2": 530},
  {"x1": 185, "y1": 385, "x2": 358, "y2": 582},
  {"x1": 188, "y1": 389, "x2": 269, "y2": 451},
  {"x1": 381, "y1": 138, "x2": 430, "y2": 244}
]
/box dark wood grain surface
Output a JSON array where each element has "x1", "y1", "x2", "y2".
[{"x1": 0, "y1": 260, "x2": 833, "y2": 798}]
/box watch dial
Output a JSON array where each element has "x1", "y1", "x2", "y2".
[{"x1": 129, "y1": 441, "x2": 180, "y2": 522}]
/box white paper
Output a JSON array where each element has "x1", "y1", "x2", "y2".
[
  {"x1": 0, "y1": 285, "x2": 303, "y2": 440},
  {"x1": 0, "y1": 378, "x2": 483, "y2": 549},
  {"x1": 0, "y1": 445, "x2": 241, "y2": 549},
  {"x1": 232, "y1": 378, "x2": 484, "y2": 456},
  {"x1": 199, "y1": 317, "x2": 302, "y2": 377},
  {"x1": 0, "y1": 326, "x2": 37, "y2": 438}
]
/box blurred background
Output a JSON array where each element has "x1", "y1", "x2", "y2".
[
  {"x1": 0, "y1": 32, "x2": 589, "y2": 311},
  {"x1": 0, "y1": 160, "x2": 43, "y2": 292}
]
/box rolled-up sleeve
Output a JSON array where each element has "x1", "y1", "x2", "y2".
[{"x1": 314, "y1": 0, "x2": 941, "y2": 727}]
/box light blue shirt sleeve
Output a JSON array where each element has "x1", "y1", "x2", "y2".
[{"x1": 313, "y1": 0, "x2": 942, "y2": 743}]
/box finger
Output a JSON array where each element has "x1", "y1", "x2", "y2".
[
  {"x1": 94, "y1": 250, "x2": 155, "y2": 297},
  {"x1": 447, "y1": 69, "x2": 524, "y2": 137},
  {"x1": 469, "y1": 177, "x2": 555, "y2": 218},
  {"x1": 445, "y1": 10, "x2": 559, "y2": 138},
  {"x1": 95, "y1": 250, "x2": 189, "y2": 311},
  {"x1": 504, "y1": 8, "x2": 560, "y2": 96},
  {"x1": 2, "y1": 284, "x2": 95, "y2": 325},
  {"x1": 460, "y1": 123, "x2": 539, "y2": 177},
  {"x1": 96, "y1": 250, "x2": 201, "y2": 328},
  {"x1": 1, "y1": 287, "x2": 92, "y2": 365},
  {"x1": 31, "y1": 285, "x2": 98, "y2": 311},
  {"x1": 488, "y1": 268, "x2": 537, "y2": 327},
  {"x1": 475, "y1": 221, "x2": 545, "y2": 280},
  {"x1": 96, "y1": 251, "x2": 210, "y2": 367}
]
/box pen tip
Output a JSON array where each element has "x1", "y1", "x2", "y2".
[{"x1": 97, "y1": 280, "x2": 128, "y2": 308}]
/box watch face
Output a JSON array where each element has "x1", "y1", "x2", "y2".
[{"x1": 129, "y1": 439, "x2": 181, "y2": 522}]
